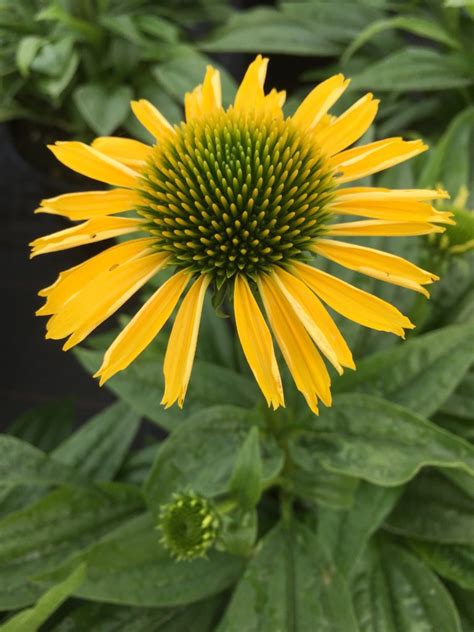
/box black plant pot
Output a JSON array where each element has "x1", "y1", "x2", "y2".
[{"x1": 1, "y1": 122, "x2": 113, "y2": 429}]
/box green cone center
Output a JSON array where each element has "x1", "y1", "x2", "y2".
[{"x1": 137, "y1": 108, "x2": 335, "y2": 284}]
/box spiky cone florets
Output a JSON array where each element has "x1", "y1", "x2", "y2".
[
  {"x1": 137, "y1": 108, "x2": 336, "y2": 294},
  {"x1": 158, "y1": 492, "x2": 220, "y2": 561}
]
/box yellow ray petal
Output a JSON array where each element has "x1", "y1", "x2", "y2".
[
  {"x1": 333, "y1": 186, "x2": 449, "y2": 203},
  {"x1": 202, "y1": 66, "x2": 222, "y2": 112},
  {"x1": 234, "y1": 275, "x2": 284, "y2": 409},
  {"x1": 37, "y1": 237, "x2": 157, "y2": 315},
  {"x1": 234, "y1": 55, "x2": 268, "y2": 111},
  {"x1": 258, "y1": 274, "x2": 332, "y2": 414},
  {"x1": 312, "y1": 239, "x2": 438, "y2": 296},
  {"x1": 47, "y1": 252, "x2": 168, "y2": 347},
  {"x1": 292, "y1": 261, "x2": 414, "y2": 337},
  {"x1": 329, "y1": 196, "x2": 454, "y2": 224},
  {"x1": 91, "y1": 137, "x2": 152, "y2": 167},
  {"x1": 332, "y1": 138, "x2": 427, "y2": 183},
  {"x1": 36, "y1": 188, "x2": 140, "y2": 220},
  {"x1": 315, "y1": 93, "x2": 379, "y2": 156},
  {"x1": 272, "y1": 266, "x2": 354, "y2": 374},
  {"x1": 131, "y1": 99, "x2": 174, "y2": 142},
  {"x1": 262, "y1": 88, "x2": 286, "y2": 118},
  {"x1": 292, "y1": 74, "x2": 350, "y2": 131},
  {"x1": 326, "y1": 219, "x2": 445, "y2": 237},
  {"x1": 30, "y1": 216, "x2": 144, "y2": 257},
  {"x1": 48, "y1": 142, "x2": 139, "y2": 187},
  {"x1": 95, "y1": 269, "x2": 191, "y2": 385},
  {"x1": 162, "y1": 274, "x2": 211, "y2": 408}
]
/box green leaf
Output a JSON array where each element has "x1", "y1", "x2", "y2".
[
  {"x1": 318, "y1": 482, "x2": 402, "y2": 577},
  {"x1": 52, "y1": 401, "x2": 140, "y2": 481},
  {"x1": 220, "y1": 509, "x2": 257, "y2": 557},
  {"x1": 73, "y1": 83, "x2": 133, "y2": 136},
  {"x1": 0, "y1": 483, "x2": 143, "y2": 610},
  {"x1": 201, "y1": 7, "x2": 340, "y2": 55},
  {"x1": 419, "y1": 106, "x2": 474, "y2": 193},
  {"x1": 37, "y1": 51, "x2": 79, "y2": 100},
  {"x1": 449, "y1": 584, "x2": 474, "y2": 632},
  {"x1": 386, "y1": 470, "x2": 474, "y2": 544},
  {"x1": 75, "y1": 347, "x2": 258, "y2": 430},
  {"x1": 411, "y1": 540, "x2": 474, "y2": 590},
  {"x1": 440, "y1": 371, "x2": 474, "y2": 421},
  {"x1": 342, "y1": 16, "x2": 460, "y2": 64},
  {"x1": 153, "y1": 50, "x2": 236, "y2": 106},
  {"x1": 291, "y1": 464, "x2": 360, "y2": 509},
  {"x1": 352, "y1": 537, "x2": 462, "y2": 632},
  {"x1": 217, "y1": 520, "x2": 359, "y2": 631},
  {"x1": 15, "y1": 36, "x2": 44, "y2": 76},
  {"x1": 0, "y1": 564, "x2": 86, "y2": 632},
  {"x1": 351, "y1": 47, "x2": 472, "y2": 91},
  {"x1": 229, "y1": 427, "x2": 263, "y2": 509},
  {"x1": 0, "y1": 436, "x2": 88, "y2": 489},
  {"x1": 335, "y1": 322, "x2": 474, "y2": 417},
  {"x1": 291, "y1": 394, "x2": 474, "y2": 486},
  {"x1": 7, "y1": 400, "x2": 73, "y2": 452},
  {"x1": 49, "y1": 596, "x2": 224, "y2": 632},
  {"x1": 37, "y1": 513, "x2": 244, "y2": 607},
  {"x1": 144, "y1": 406, "x2": 284, "y2": 516}
]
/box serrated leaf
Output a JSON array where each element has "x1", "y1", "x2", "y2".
[
  {"x1": 217, "y1": 520, "x2": 359, "y2": 631},
  {"x1": 73, "y1": 83, "x2": 133, "y2": 136},
  {"x1": 352, "y1": 537, "x2": 462, "y2": 632},
  {"x1": 318, "y1": 482, "x2": 402, "y2": 577},
  {"x1": 75, "y1": 347, "x2": 258, "y2": 430},
  {"x1": 144, "y1": 406, "x2": 283, "y2": 516},
  {"x1": 335, "y1": 322, "x2": 474, "y2": 417},
  {"x1": 52, "y1": 401, "x2": 140, "y2": 481},
  {"x1": 291, "y1": 394, "x2": 474, "y2": 486},
  {"x1": 351, "y1": 47, "x2": 472, "y2": 91},
  {"x1": 386, "y1": 470, "x2": 474, "y2": 544},
  {"x1": 36, "y1": 513, "x2": 244, "y2": 607},
  {"x1": 229, "y1": 427, "x2": 263, "y2": 509},
  {"x1": 0, "y1": 564, "x2": 86, "y2": 632},
  {"x1": 0, "y1": 483, "x2": 143, "y2": 610}
]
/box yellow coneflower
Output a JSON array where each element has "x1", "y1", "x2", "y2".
[{"x1": 31, "y1": 56, "x2": 453, "y2": 414}]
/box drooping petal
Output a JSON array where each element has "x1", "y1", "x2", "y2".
[
  {"x1": 292, "y1": 74, "x2": 350, "y2": 131},
  {"x1": 332, "y1": 186, "x2": 449, "y2": 204},
  {"x1": 325, "y1": 219, "x2": 445, "y2": 237},
  {"x1": 95, "y1": 269, "x2": 191, "y2": 385},
  {"x1": 91, "y1": 137, "x2": 152, "y2": 167},
  {"x1": 312, "y1": 239, "x2": 438, "y2": 296},
  {"x1": 37, "y1": 188, "x2": 141, "y2": 220},
  {"x1": 234, "y1": 55, "x2": 268, "y2": 111},
  {"x1": 329, "y1": 196, "x2": 454, "y2": 224},
  {"x1": 47, "y1": 252, "x2": 169, "y2": 348},
  {"x1": 30, "y1": 216, "x2": 145, "y2": 257},
  {"x1": 272, "y1": 267, "x2": 354, "y2": 374},
  {"x1": 48, "y1": 142, "x2": 139, "y2": 187},
  {"x1": 36, "y1": 237, "x2": 157, "y2": 314},
  {"x1": 292, "y1": 261, "x2": 414, "y2": 337},
  {"x1": 162, "y1": 274, "x2": 211, "y2": 408},
  {"x1": 332, "y1": 138, "x2": 427, "y2": 183},
  {"x1": 315, "y1": 93, "x2": 379, "y2": 156},
  {"x1": 131, "y1": 99, "x2": 174, "y2": 142},
  {"x1": 234, "y1": 275, "x2": 284, "y2": 409},
  {"x1": 258, "y1": 273, "x2": 332, "y2": 414}
]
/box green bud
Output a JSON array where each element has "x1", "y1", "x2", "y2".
[
  {"x1": 429, "y1": 208, "x2": 474, "y2": 256},
  {"x1": 158, "y1": 492, "x2": 220, "y2": 561}
]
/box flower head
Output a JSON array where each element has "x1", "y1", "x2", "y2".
[
  {"x1": 158, "y1": 492, "x2": 220, "y2": 561},
  {"x1": 31, "y1": 56, "x2": 453, "y2": 414}
]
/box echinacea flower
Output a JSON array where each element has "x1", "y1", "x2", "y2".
[{"x1": 31, "y1": 56, "x2": 453, "y2": 414}]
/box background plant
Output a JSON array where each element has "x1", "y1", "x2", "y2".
[{"x1": 1, "y1": 0, "x2": 474, "y2": 630}]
